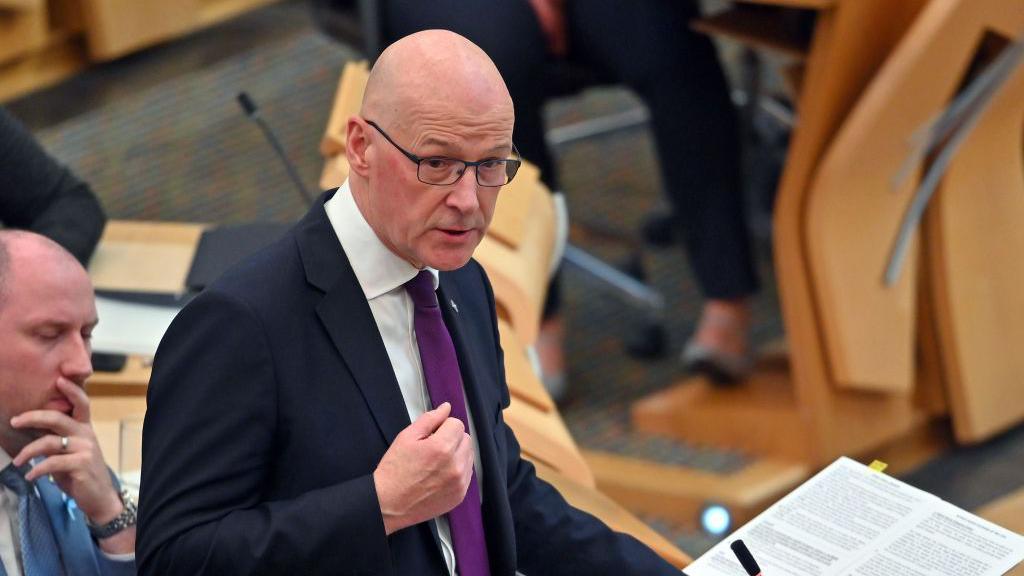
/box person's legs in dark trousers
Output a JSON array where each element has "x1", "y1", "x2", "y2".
[
  {"x1": 566, "y1": 0, "x2": 759, "y2": 380},
  {"x1": 382, "y1": 0, "x2": 570, "y2": 393},
  {"x1": 382, "y1": 0, "x2": 557, "y2": 185}
]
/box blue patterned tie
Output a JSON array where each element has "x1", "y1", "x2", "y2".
[
  {"x1": 405, "y1": 271, "x2": 491, "y2": 576},
  {"x1": 0, "y1": 464, "x2": 65, "y2": 576}
]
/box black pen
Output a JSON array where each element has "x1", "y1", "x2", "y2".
[{"x1": 730, "y1": 539, "x2": 763, "y2": 576}]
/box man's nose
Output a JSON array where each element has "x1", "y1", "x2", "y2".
[
  {"x1": 62, "y1": 333, "x2": 94, "y2": 384},
  {"x1": 447, "y1": 167, "x2": 482, "y2": 213}
]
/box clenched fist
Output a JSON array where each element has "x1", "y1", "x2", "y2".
[{"x1": 373, "y1": 402, "x2": 475, "y2": 535}]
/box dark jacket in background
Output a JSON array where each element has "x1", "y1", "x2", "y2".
[{"x1": 0, "y1": 106, "x2": 106, "y2": 265}]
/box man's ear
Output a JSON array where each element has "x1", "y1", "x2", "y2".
[{"x1": 345, "y1": 117, "x2": 372, "y2": 177}]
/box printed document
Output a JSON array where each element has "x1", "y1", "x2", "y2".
[{"x1": 686, "y1": 457, "x2": 1024, "y2": 576}]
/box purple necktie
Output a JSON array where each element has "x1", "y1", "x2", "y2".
[{"x1": 405, "y1": 270, "x2": 491, "y2": 576}]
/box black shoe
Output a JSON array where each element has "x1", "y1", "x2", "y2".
[{"x1": 681, "y1": 340, "x2": 754, "y2": 385}]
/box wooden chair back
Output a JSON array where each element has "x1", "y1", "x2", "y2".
[
  {"x1": 803, "y1": 0, "x2": 1024, "y2": 392},
  {"x1": 926, "y1": 47, "x2": 1024, "y2": 442}
]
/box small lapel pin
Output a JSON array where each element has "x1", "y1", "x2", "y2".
[{"x1": 450, "y1": 299, "x2": 458, "y2": 313}]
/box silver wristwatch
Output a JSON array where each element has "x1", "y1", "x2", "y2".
[{"x1": 87, "y1": 488, "x2": 138, "y2": 539}]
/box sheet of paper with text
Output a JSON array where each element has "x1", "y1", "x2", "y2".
[{"x1": 685, "y1": 457, "x2": 1024, "y2": 576}]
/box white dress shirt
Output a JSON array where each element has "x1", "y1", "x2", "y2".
[
  {"x1": 0, "y1": 449, "x2": 25, "y2": 576},
  {"x1": 325, "y1": 181, "x2": 484, "y2": 576}
]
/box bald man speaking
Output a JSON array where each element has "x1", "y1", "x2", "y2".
[{"x1": 137, "y1": 31, "x2": 680, "y2": 575}]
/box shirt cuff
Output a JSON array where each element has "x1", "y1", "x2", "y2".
[{"x1": 100, "y1": 550, "x2": 136, "y2": 562}]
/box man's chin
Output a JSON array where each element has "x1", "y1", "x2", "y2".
[
  {"x1": 0, "y1": 427, "x2": 44, "y2": 456},
  {"x1": 420, "y1": 245, "x2": 478, "y2": 271},
  {"x1": 425, "y1": 253, "x2": 474, "y2": 271}
]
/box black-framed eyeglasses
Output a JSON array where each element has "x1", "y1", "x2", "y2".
[{"x1": 365, "y1": 119, "x2": 521, "y2": 187}]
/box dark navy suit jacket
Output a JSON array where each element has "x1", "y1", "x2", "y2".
[{"x1": 137, "y1": 190, "x2": 678, "y2": 575}]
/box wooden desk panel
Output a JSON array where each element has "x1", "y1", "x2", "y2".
[
  {"x1": 92, "y1": 396, "x2": 147, "y2": 475},
  {"x1": 498, "y1": 319, "x2": 555, "y2": 413},
  {"x1": 532, "y1": 460, "x2": 692, "y2": 569},
  {"x1": 767, "y1": 0, "x2": 929, "y2": 462},
  {"x1": 80, "y1": 0, "x2": 199, "y2": 61},
  {"x1": 88, "y1": 220, "x2": 203, "y2": 394},
  {"x1": 90, "y1": 220, "x2": 204, "y2": 294},
  {"x1": 0, "y1": 1, "x2": 47, "y2": 65},
  {"x1": 319, "y1": 60, "x2": 368, "y2": 158},
  {"x1": 927, "y1": 59, "x2": 1024, "y2": 443}
]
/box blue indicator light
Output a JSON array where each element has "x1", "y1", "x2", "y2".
[{"x1": 701, "y1": 504, "x2": 731, "y2": 536}]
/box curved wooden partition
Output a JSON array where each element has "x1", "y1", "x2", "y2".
[
  {"x1": 473, "y1": 161, "x2": 556, "y2": 347},
  {"x1": 803, "y1": 0, "x2": 1024, "y2": 392},
  {"x1": 926, "y1": 57, "x2": 1024, "y2": 443}
]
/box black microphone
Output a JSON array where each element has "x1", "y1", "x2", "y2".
[
  {"x1": 730, "y1": 539, "x2": 763, "y2": 576},
  {"x1": 237, "y1": 92, "x2": 257, "y2": 116},
  {"x1": 236, "y1": 91, "x2": 315, "y2": 208}
]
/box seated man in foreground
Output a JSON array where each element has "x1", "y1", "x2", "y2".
[
  {"x1": 137, "y1": 30, "x2": 681, "y2": 575},
  {"x1": 0, "y1": 230, "x2": 136, "y2": 575}
]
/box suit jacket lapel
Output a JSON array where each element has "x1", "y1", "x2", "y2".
[
  {"x1": 297, "y1": 191, "x2": 411, "y2": 446},
  {"x1": 438, "y1": 275, "x2": 516, "y2": 576}
]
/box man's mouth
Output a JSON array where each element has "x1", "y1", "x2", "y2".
[{"x1": 43, "y1": 398, "x2": 73, "y2": 415}]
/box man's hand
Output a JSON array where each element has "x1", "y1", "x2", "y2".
[
  {"x1": 373, "y1": 402, "x2": 475, "y2": 535},
  {"x1": 11, "y1": 378, "x2": 126, "y2": 528}
]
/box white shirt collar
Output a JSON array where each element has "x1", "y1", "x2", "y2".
[
  {"x1": 324, "y1": 180, "x2": 439, "y2": 300},
  {"x1": 0, "y1": 450, "x2": 10, "y2": 471}
]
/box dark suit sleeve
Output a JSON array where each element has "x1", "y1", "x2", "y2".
[
  {"x1": 137, "y1": 289, "x2": 392, "y2": 575},
  {"x1": 0, "y1": 106, "x2": 106, "y2": 265},
  {"x1": 475, "y1": 265, "x2": 680, "y2": 575}
]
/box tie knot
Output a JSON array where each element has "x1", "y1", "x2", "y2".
[
  {"x1": 404, "y1": 270, "x2": 438, "y2": 309},
  {"x1": 0, "y1": 463, "x2": 30, "y2": 496}
]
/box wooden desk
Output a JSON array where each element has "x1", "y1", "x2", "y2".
[
  {"x1": 86, "y1": 220, "x2": 205, "y2": 396},
  {"x1": 0, "y1": 0, "x2": 284, "y2": 102},
  {"x1": 89, "y1": 219, "x2": 204, "y2": 294},
  {"x1": 92, "y1": 396, "x2": 147, "y2": 477}
]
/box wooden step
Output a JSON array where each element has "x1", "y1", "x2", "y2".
[
  {"x1": 632, "y1": 359, "x2": 810, "y2": 461},
  {"x1": 584, "y1": 451, "x2": 807, "y2": 529}
]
